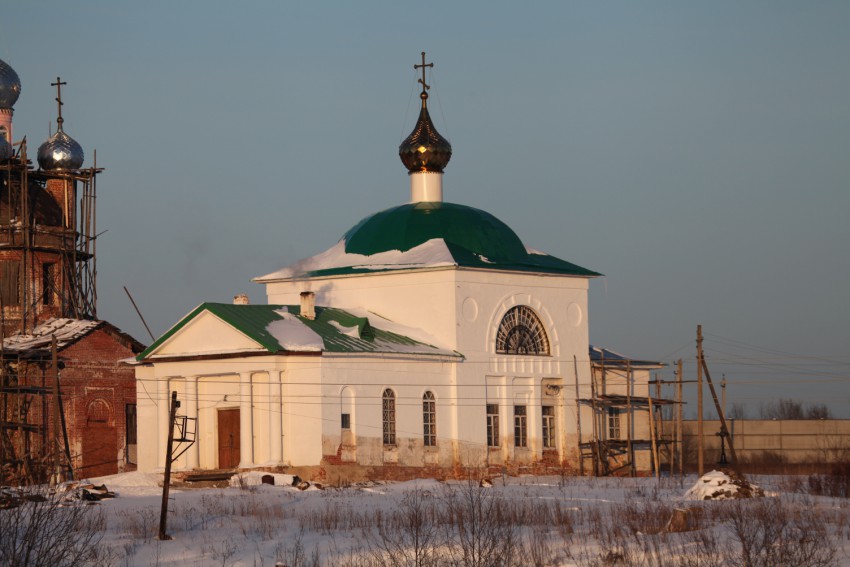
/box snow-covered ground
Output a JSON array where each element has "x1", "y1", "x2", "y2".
[{"x1": 6, "y1": 470, "x2": 850, "y2": 566}]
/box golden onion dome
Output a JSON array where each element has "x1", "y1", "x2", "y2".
[{"x1": 398, "y1": 53, "x2": 452, "y2": 174}]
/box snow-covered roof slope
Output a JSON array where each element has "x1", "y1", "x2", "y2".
[
  {"x1": 2, "y1": 318, "x2": 146, "y2": 356},
  {"x1": 256, "y1": 202, "x2": 600, "y2": 282},
  {"x1": 137, "y1": 303, "x2": 461, "y2": 361},
  {"x1": 2, "y1": 318, "x2": 102, "y2": 352},
  {"x1": 258, "y1": 239, "x2": 455, "y2": 281}
]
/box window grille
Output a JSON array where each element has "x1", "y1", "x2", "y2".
[
  {"x1": 423, "y1": 391, "x2": 436, "y2": 447},
  {"x1": 542, "y1": 406, "x2": 555, "y2": 449},
  {"x1": 514, "y1": 405, "x2": 527, "y2": 448},
  {"x1": 486, "y1": 404, "x2": 500, "y2": 447},
  {"x1": 608, "y1": 407, "x2": 621, "y2": 440},
  {"x1": 42, "y1": 263, "x2": 55, "y2": 306},
  {"x1": 495, "y1": 306, "x2": 550, "y2": 355},
  {"x1": 382, "y1": 389, "x2": 396, "y2": 446}
]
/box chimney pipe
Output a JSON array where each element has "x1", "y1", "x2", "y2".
[{"x1": 300, "y1": 291, "x2": 315, "y2": 320}]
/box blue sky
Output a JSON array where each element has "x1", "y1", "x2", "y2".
[{"x1": 3, "y1": 1, "x2": 849, "y2": 417}]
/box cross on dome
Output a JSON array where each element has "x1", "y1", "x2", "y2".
[
  {"x1": 414, "y1": 51, "x2": 433, "y2": 100},
  {"x1": 51, "y1": 77, "x2": 67, "y2": 129}
]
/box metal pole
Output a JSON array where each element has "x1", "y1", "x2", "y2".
[{"x1": 124, "y1": 286, "x2": 156, "y2": 343}]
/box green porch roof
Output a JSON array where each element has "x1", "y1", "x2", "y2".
[{"x1": 137, "y1": 303, "x2": 461, "y2": 360}]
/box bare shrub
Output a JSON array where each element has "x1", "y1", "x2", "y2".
[
  {"x1": 442, "y1": 480, "x2": 519, "y2": 567},
  {"x1": 725, "y1": 498, "x2": 837, "y2": 567},
  {"x1": 806, "y1": 462, "x2": 850, "y2": 498},
  {"x1": 0, "y1": 487, "x2": 108, "y2": 567},
  {"x1": 209, "y1": 535, "x2": 238, "y2": 567},
  {"x1": 366, "y1": 486, "x2": 443, "y2": 567},
  {"x1": 274, "y1": 531, "x2": 321, "y2": 567},
  {"x1": 522, "y1": 524, "x2": 561, "y2": 567}
]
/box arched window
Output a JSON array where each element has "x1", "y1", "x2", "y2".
[
  {"x1": 382, "y1": 389, "x2": 396, "y2": 446},
  {"x1": 495, "y1": 306, "x2": 550, "y2": 355},
  {"x1": 87, "y1": 398, "x2": 112, "y2": 426},
  {"x1": 423, "y1": 391, "x2": 436, "y2": 447}
]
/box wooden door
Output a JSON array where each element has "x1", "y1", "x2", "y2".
[{"x1": 217, "y1": 408, "x2": 240, "y2": 469}]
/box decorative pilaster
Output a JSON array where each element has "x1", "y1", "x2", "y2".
[
  {"x1": 185, "y1": 376, "x2": 199, "y2": 470},
  {"x1": 269, "y1": 371, "x2": 283, "y2": 464},
  {"x1": 156, "y1": 377, "x2": 169, "y2": 469},
  {"x1": 238, "y1": 372, "x2": 254, "y2": 468}
]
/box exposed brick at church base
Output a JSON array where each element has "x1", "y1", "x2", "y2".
[{"x1": 289, "y1": 455, "x2": 580, "y2": 484}]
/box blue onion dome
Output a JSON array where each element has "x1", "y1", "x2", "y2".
[
  {"x1": 399, "y1": 92, "x2": 452, "y2": 174},
  {"x1": 0, "y1": 135, "x2": 12, "y2": 160},
  {"x1": 0, "y1": 59, "x2": 21, "y2": 109},
  {"x1": 37, "y1": 128, "x2": 84, "y2": 170}
]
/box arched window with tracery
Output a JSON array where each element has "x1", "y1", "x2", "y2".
[
  {"x1": 382, "y1": 389, "x2": 396, "y2": 446},
  {"x1": 495, "y1": 305, "x2": 550, "y2": 356},
  {"x1": 423, "y1": 391, "x2": 436, "y2": 447}
]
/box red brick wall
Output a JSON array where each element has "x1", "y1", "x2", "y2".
[{"x1": 59, "y1": 328, "x2": 139, "y2": 478}]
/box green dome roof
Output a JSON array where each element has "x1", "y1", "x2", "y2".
[{"x1": 343, "y1": 202, "x2": 527, "y2": 260}]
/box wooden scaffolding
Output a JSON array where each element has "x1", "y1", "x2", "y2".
[
  {"x1": 578, "y1": 348, "x2": 678, "y2": 477},
  {"x1": 1, "y1": 138, "x2": 101, "y2": 484}
]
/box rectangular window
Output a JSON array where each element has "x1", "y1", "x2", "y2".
[
  {"x1": 0, "y1": 261, "x2": 20, "y2": 306},
  {"x1": 125, "y1": 403, "x2": 137, "y2": 464},
  {"x1": 341, "y1": 413, "x2": 351, "y2": 430},
  {"x1": 608, "y1": 407, "x2": 621, "y2": 440},
  {"x1": 486, "y1": 404, "x2": 500, "y2": 447},
  {"x1": 514, "y1": 405, "x2": 527, "y2": 448},
  {"x1": 126, "y1": 403, "x2": 137, "y2": 444},
  {"x1": 423, "y1": 392, "x2": 436, "y2": 447},
  {"x1": 382, "y1": 389, "x2": 396, "y2": 446},
  {"x1": 542, "y1": 406, "x2": 555, "y2": 449},
  {"x1": 42, "y1": 263, "x2": 55, "y2": 305}
]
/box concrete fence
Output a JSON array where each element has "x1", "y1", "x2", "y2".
[{"x1": 681, "y1": 419, "x2": 850, "y2": 467}]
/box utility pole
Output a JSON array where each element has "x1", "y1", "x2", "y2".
[
  {"x1": 697, "y1": 325, "x2": 704, "y2": 477},
  {"x1": 158, "y1": 391, "x2": 179, "y2": 541},
  {"x1": 700, "y1": 352, "x2": 738, "y2": 467},
  {"x1": 51, "y1": 335, "x2": 61, "y2": 485},
  {"x1": 676, "y1": 358, "x2": 683, "y2": 478},
  {"x1": 574, "y1": 355, "x2": 583, "y2": 476},
  {"x1": 626, "y1": 360, "x2": 634, "y2": 477}
]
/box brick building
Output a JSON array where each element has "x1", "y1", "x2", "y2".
[{"x1": 2, "y1": 319, "x2": 144, "y2": 480}]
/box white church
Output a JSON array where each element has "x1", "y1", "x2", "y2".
[{"x1": 134, "y1": 57, "x2": 660, "y2": 480}]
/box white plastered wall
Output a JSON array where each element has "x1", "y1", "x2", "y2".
[{"x1": 262, "y1": 266, "x2": 593, "y2": 468}]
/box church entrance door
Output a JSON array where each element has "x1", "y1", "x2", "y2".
[{"x1": 217, "y1": 408, "x2": 240, "y2": 469}]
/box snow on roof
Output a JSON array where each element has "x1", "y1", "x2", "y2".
[
  {"x1": 1, "y1": 318, "x2": 101, "y2": 353},
  {"x1": 343, "y1": 307, "x2": 449, "y2": 350},
  {"x1": 256, "y1": 239, "x2": 456, "y2": 281},
  {"x1": 266, "y1": 311, "x2": 324, "y2": 351},
  {"x1": 589, "y1": 345, "x2": 664, "y2": 368},
  {"x1": 138, "y1": 303, "x2": 461, "y2": 360}
]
